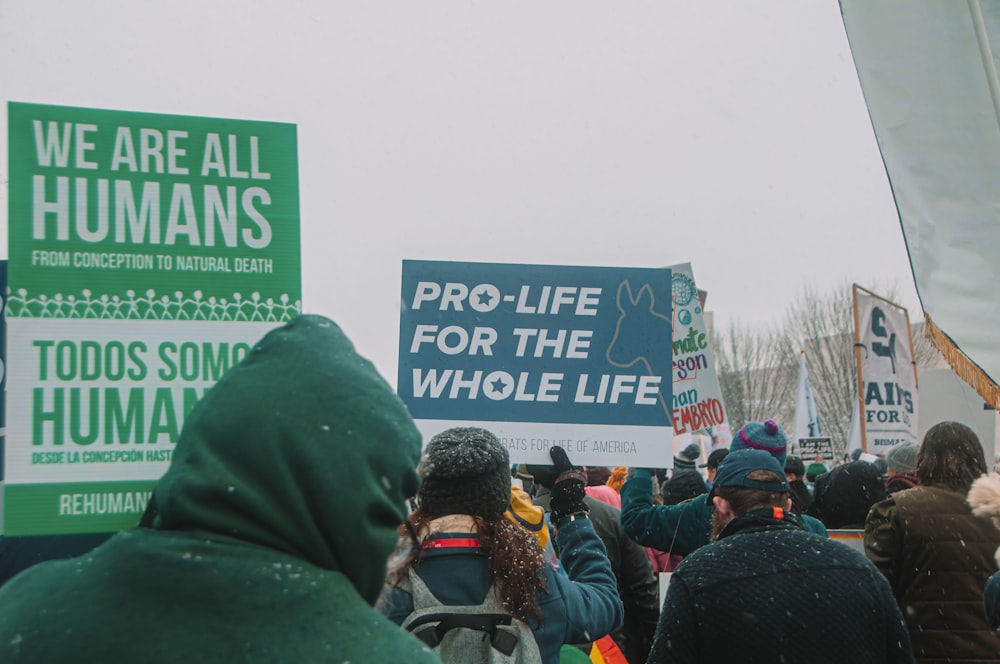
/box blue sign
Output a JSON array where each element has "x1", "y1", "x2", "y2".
[{"x1": 398, "y1": 260, "x2": 673, "y2": 466}]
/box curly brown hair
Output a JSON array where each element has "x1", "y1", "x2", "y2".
[
  {"x1": 916, "y1": 421, "x2": 987, "y2": 491},
  {"x1": 385, "y1": 507, "x2": 547, "y2": 624}
]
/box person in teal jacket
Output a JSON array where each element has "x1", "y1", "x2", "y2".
[
  {"x1": 379, "y1": 435, "x2": 623, "y2": 664},
  {"x1": 621, "y1": 420, "x2": 828, "y2": 556},
  {"x1": 0, "y1": 315, "x2": 440, "y2": 663}
]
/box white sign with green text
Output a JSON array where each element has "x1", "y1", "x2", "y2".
[{"x1": 4, "y1": 102, "x2": 301, "y2": 535}]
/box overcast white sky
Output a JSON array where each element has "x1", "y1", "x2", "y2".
[{"x1": 0, "y1": 1, "x2": 920, "y2": 382}]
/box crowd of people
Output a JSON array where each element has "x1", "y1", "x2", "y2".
[{"x1": 1, "y1": 314, "x2": 999, "y2": 663}]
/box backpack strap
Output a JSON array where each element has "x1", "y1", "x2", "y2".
[
  {"x1": 406, "y1": 612, "x2": 520, "y2": 656},
  {"x1": 403, "y1": 568, "x2": 524, "y2": 657}
]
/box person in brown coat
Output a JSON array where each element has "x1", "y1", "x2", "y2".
[{"x1": 865, "y1": 421, "x2": 1000, "y2": 663}]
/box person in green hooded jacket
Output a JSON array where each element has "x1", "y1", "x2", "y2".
[{"x1": 0, "y1": 315, "x2": 440, "y2": 663}]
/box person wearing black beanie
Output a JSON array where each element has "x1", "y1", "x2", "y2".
[
  {"x1": 661, "y1": 443, "x2": 706, "y2": 506},
  {"x1": 381, "y1": 436, "x2": 623, "y2": 664},
  {"x1": 416, "y1": 427, "x2": 512, "y2": 518}
]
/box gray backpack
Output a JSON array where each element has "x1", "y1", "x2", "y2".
[{"x1": 401, "y1": 569, "x2": 543, "y2": 664}]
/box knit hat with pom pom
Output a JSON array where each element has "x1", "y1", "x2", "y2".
[
  {"x1": 417, "y1": 427, "x2": 511, "y2": 518},
  {"x1": 673, "y1": 442, "x2": 702, "y2": 470},
  {"x1": 730, "y1": 419, "x2": 788, "y2": 467}
]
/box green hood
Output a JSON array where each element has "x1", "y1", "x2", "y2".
[{"x1": 153, "y1": 314, "x2": 421, "y2": 604}]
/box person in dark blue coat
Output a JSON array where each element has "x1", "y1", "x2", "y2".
[
  {"x1": 648, "y1": 449, "x2": 914, "y2": 664},
  {"x1": 985, "y1": 570, "x2": 1000, "y2": 631},
  {"x1": 378, "y1": 430, "x2": 623, "y2": 664}
]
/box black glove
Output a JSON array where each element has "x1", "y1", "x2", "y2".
[{"x1": 548, "y1": 446, "x2": 589, "y2": 521}]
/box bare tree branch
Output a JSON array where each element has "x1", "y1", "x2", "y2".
[
  {"x1": 713, "y1": 320, "x2": 795, "y2": 431},
  {"x1": 713, "y1": 282, "x2": 933, "y2": 460}
]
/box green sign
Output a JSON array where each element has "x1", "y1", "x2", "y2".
[
  {"x1": 7, "y1": 102, "x2": 300, "y2": 320},
  {"x1": 4, "y1": 102, "x2": 302, "y2": 534}
]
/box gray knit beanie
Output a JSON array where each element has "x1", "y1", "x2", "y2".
[
  {"x1": 673, "y1": 443, "x2": 701, "y2": 471},
  {"x1": 886, "y1": 442, "x2": 919, "y2": 474}
]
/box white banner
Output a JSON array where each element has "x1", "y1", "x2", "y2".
[
  {"x1": 854, "y1": 286, "x2": 918, "y2": 453},
  {"x1": 666, "y1": 262, "x2": 731, "y2": 447},
  {"x1": 841, "y1": 1, "x2": 1000, "y2": 404},
  {"x1": 794, "y1": 351, "x2": 821, "y2": 443}
]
